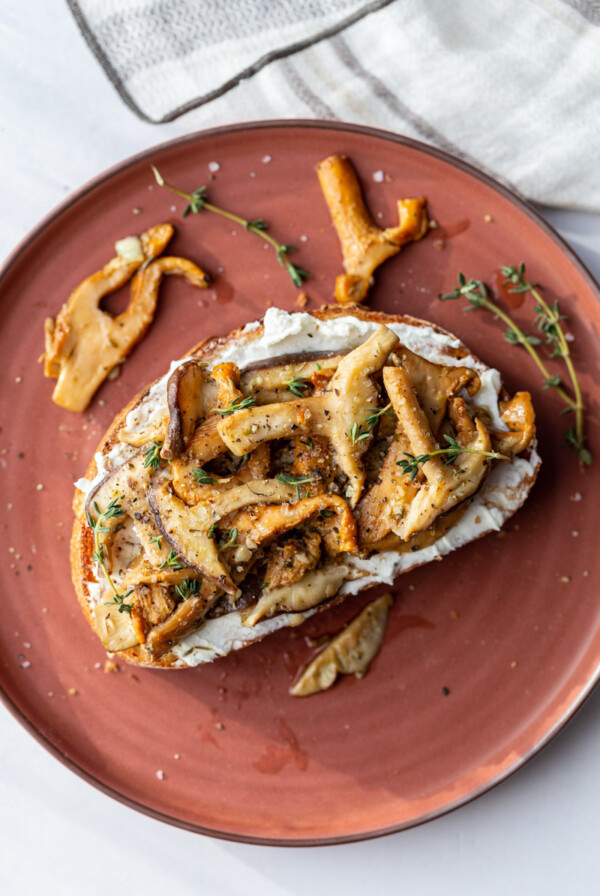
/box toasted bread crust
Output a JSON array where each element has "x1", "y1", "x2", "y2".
[{"x1": 71, "y1": 305, "x2": 537, "y2": 668}]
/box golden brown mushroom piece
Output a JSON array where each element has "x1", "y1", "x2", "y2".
[
  {"x1": 42, "y1": 224, "x2": 210, "y2": 412},
  {"x1": 290, "y1": 592, "x2": 393, "y2": 696},
  {"x1": 218, "y1": 325, "x2": 400, "y2": 506},
  {"x1": 149, "y1": 478, "x2": 298, "y2": 595},
  {"x1": 316, "y1": 155, "x2": 428, "y2": 304},
  {"x1": 161, "y1": 360, "x2": 207, "y2": 460},
  {"x1": 387, "y1": 369, "x2": 494, "y2": 541}
]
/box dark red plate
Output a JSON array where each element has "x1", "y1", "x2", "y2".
[{"x1": 0, "y1": 121, "x2": 598, "y2": 845}]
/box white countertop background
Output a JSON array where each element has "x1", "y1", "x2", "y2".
[{"x1": 2, "y1": 3, "x2": 600, "y2": 894}]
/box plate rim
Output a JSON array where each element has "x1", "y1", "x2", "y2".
[{"x1": 1, "y1": 118, "x2": 599, "y2": 846}]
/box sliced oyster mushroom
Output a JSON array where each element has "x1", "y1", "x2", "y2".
[
  {"x1": 149, "y1": 479, "x2": 298, "y2": 594},
  {"x1": 85, "y1": 450, "x2": 153, "y2": 556},
  {"x1": 389, "y1": 366, "x2": 494, "y2": 540},
  {"x1": 42, "y1": 224, "x2": 209, "y2": 412},
  {"x1": 316, "y1": 154, "x2": 428, "y2": 303},
  {"x1": 264, "y1": 530, "x2": 322, "y2": 591},
  {"x1": 162, "y1": 360, "x2": 206, "y2": 459},
  {"x1": 241, "y1": 563, "x2": 351, "y2": 628},
  {"x1": 492, "y1": 392, "x2": 536, "y2": 456},
  {"x1": 93, "y1": 600, "x2": 141, "y2": 652},
  {"x1": 218, "y1": 326, "x2": 399, "y2": 506},
  {"x1": 290, "y1": 593, "x2": 393, "y2": 696},
  {"x1": 129, "y1": 582, "x2": 177, "y2": 644},
  {"x1": 146, "y1": 580, "x2": 222, "y2": 658},
  {"x1": 227, "y1": 493, "x2": 358, "y2": 562},
  {"x1": 393, "y1": 347, "x2": 480, "y2": 435}
]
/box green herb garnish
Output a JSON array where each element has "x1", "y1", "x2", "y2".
[
  {"x1": 192, "y1": 467, "x2": 229, "y2": 484},
  {"x1": 276, "y1": 472, "x2": 317, "y2": 499},
  {"x1": 396, "y1": 435, "x2": 508, "y2": 482},
  {"x1": 220, "y1": 528, "x2": 238, "y2": 551},
  {"x1": 440, "y1": 267, "x2": 590, "y2": 465},
  {"x1": 213, "y1": 395, "x2": 256, "y2": 416},
  {"x1": 143, "y1": 440, "x2": 163, "y2": 471},
  {"x1": 159, "y1": 549, "x2": 186, "y2": 570},
  {"x1": 152, "y1": 166, "x2": 311, "y2": 288},
  {"x1": 86, "y1": 499, "x2": 133, "y2": 614},
  {"x1": 350, "y1": 402, "x2": 394, "y2": 444},
  {"x1": 285, "y1": 377, "x2": 310, "y2": 398},
  {"x1": 174, "y1": 578, "x2": 201, "y2": 600}
]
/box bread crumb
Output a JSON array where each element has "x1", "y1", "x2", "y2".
[
  {"x1": 372, "y1": 170, "x2": 385, "y2": 183},
  {"x1": 262, "y1": 154, "x2": 272, "y2": 164},
  {"x1": 174, "y1": 753, "x2": 181, "y2": 760},
  {"x1": 559, "y1": 576, "x2": 571, "y2": 583},
  {"x1": 15, "y1": 376, "x2": 22, "y2": 383},
  {"x1": 104, "y1": 660, "x2": 118, "y2": 673},
  {"x1": 484, "y1": 214, "x2": 493, "y2": 223},
  {"x1": 68, "y1": 688, "x2": 78, "y2": 696},
  {"x1": 107, "y1": 366, "x2": 121, "y2": 382},
  {"x1": 216, "y1": 722, "x2": 225, "y2": 730},
  {"x1": 296, "y1": 292, "x2": 309, "y2": 308},
  {"x1": 450, "y1": 610, "x2": 458, "y2": 619},
  {"x1": 36, "y1": 483, "x2": 44, "y2": 491},
  {"x1": 433, "y1": 239, "x2": 446, "y2": 251},
  {"x1": 510, "y1": 660, "x2": 518, "y2": 669}
]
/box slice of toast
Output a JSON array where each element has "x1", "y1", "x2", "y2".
[{"x1": 71, "y1": 305, "x2": 540, "y2": 668}]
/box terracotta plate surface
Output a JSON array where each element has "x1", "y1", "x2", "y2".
[{"x1": 0, "y1": 122, "x2": 599, "y2": 845}]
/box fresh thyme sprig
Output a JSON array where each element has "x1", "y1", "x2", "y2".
[
  {"x1": 500, "y1": 263, "x2": 588, "y2": 464},
  {"x1": 285, "y1": 376, "x2": 310, "y2": 398},
  {"x1": 174, "y1": 578, "x2": 201, "y2": 600},
  {"x1": 276, "y1": 472, "x2": 318, "y2": 499},
  {"x1": 213, "y1": 395, "x2": 256, "y2": 416},
  {"x1": 396, "y1": 435, "x2": 508, "y2": 482},
  {"x1": 143, "y1": 440, "x2": 163, "y2": 471},
  {"x1": 192, "y1": 467, "x2": 230, "y2": 484},
  {"x1": 152, "y1": 166, "x2": 311, "y2": 288},
  {"x1": 86, "y1": 499, "x2": 133, "y2": 614},
  {"x1": 149, "y1": 534, "x2": 162, "y2": 549},
  {"x1": 159, "y1": 549, "x2": 186, "y2": 570},
  {"x1": 440, "y1": 270, "x2": 590, "y2": 465},
  {"x1": 350, "y1": 402, "x2": 394, "y2": 444},
  {"x1": 220, "y1": 528, "x2": 238, "y2": 551}
]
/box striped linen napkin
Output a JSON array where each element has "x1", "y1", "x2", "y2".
[{"x1": 68, "y1": 0, "x2": 600, "y2": 210}]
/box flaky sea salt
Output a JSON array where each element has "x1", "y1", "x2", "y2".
[{"x1": 372, "y1": 170, "x2": 385, "y2": 183}]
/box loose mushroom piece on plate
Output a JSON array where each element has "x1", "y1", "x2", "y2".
[
  {"x1": 290, "y1": 592, "x2": 394, "y2": 696},
  {"x1": 316, "y1": 155, "x2": 428, "y2": 304},
  {"x1": 42, "y1": 224, "x2": 210, "y2": 411}
]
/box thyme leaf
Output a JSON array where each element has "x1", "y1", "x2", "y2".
[
  {"x1": 87, "y1": 499, "x2": 133, "y2": 614},
  {"x1": 213, "y1": 395, "x2": 256, "y2": 416},
  {"x1": 350, "y1": 402, "x2": 394, "y2": 444},
  {"x1": 152, "y1": 166, "x2": 311, "y2": 287},
  {"x1": 159, "y1": 549, "x2": 186, "y2": 570},
  {"x1": 285, "y1": 376, "x2": 310, "y2": 398},
  {"x1": 143, "y1": 440, "x2": 163, "y2": 471},
  {"x1": 396, "y1": 436, "x2": 508, "y2": 481},
  {"x1": 276, "y1": 472, "x2": 318, "y2": 499},
  {"x1": 439, "y1": 265, "x2": 590, "y2": 465},
  {"x1": 174, "y1": 578, "x2": 201, "y2": 600}
]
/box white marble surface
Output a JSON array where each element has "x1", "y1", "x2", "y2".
[{"x1": 2, "y1": 3, "x2": 600, "y2": 894}]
